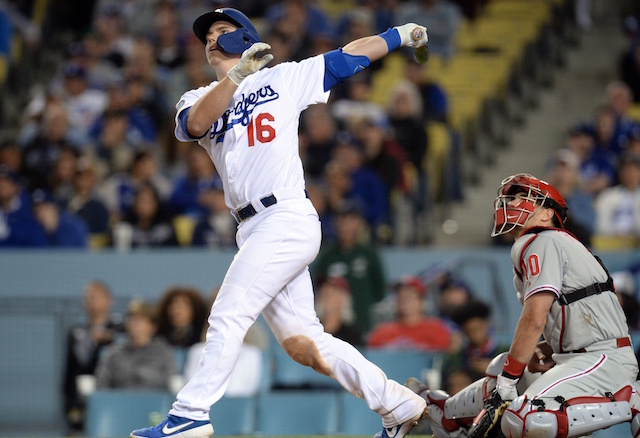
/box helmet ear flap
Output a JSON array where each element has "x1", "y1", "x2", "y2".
[{"x1": 216, "y1": 28, "x2": 260, "y2": 54}]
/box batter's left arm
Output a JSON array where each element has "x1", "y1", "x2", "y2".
[
  {"x1": 343, "y1": 23, "x2": 428, "y2": 61},
  {"x1": 322, "y1": 23, "x2": 427, "y2": 91}
]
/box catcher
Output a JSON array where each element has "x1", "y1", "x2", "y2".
[{"x1": 411, "y1": 173, "x2": 639, "y2": 437}]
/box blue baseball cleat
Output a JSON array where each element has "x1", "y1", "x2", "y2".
[
  {"x1": 130, "y1": 414, "x2": 213, "y2": 438},
  {"x1": 374, "y1": 409, "x2": 427, "y2": 438}
]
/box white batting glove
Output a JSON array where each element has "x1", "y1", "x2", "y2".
[
  {"x1": 394, "y1": 23, "x2": 428, "y2": 48},
  {"x1": 496, "y1": 374, "x2": 519, "y2": 401},
  {"x1": 227, "y1": 42, "x2": 274, "y2": 86}
]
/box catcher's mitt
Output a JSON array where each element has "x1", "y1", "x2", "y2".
[{"x1": 467, "y1": 391, "x2": 510, "y2": 438}]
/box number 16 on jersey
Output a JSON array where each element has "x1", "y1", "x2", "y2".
[{"x1": 247, "y1": 113, "x2": 275, "y2": 147}]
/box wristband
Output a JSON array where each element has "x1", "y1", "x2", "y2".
[
  {"x1": 502, "y1": 353, "x2": 526, "y2": 379},
  {"x1": 378, "y1": 28, "x2": 401, "y2": 52}
]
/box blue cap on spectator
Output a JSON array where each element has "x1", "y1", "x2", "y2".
[
  {"x1": 568, "y1": 122, "x2": 593, "y2": 137},
  {"x1": 31, "y1": 189, "x2": 55, "y2": 205},
  {"x1": 67, "y1": 42, "x2": 87, "y2": 58},
  {"x1": 98, "y1": 4, "x2": 122, "y2": 17},
  {"x1": 336, "y1": 199, "x2": 365, "y2": 217},
  {"x1": 63, "y1": 62, "x2": 86, "y2": 78},
  {"x1": 0, "y1": 165, "x2": 19, "y2": 183}
]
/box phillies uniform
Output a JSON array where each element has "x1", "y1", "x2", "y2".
[
  {"x1": 418, "y1": 174, "x2": 640, "y2": 438},
  {"x1": 506, "y1": 228, "x2": 638, "y2": 418},
  {"x1": 170, "y1": 53, "x2": 424, "y2": 426}
]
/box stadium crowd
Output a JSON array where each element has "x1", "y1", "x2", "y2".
[
  {"x1": 0, "y1": 0, "x2": 477, "y2": 249},
  {"x1": 2, "y1": 1, "x2": 640, "y2": 436}
]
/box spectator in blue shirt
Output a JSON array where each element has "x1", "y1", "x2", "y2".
[
  {"x1": 331, "y1": 135, "x2": 389, "y2": 241},
  {"x1": 545, "y1": 148, "x2": 596, "y2": 245},
  {"x1": 67, "y1": 157, "x2": 110, "y2": 234},
  {"x1": 191, "y1": 187, "x2": 236, "y2": 248},
  {"x1": 0, "y1": 165, "x2": 47, "y2": 247},
  {"x1": 32, "y1": 189, "x2": 88, "y2": 247},
  {"x1": 566, "y1": 122, "x2": 617, "y2": 197},
  {"x1": 169, "y1": 145, "x2": 223, "y2": 219}
]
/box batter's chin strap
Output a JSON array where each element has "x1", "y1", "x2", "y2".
[{"x1": 557, "y1": 255, "x2": 615, "y2": 306}]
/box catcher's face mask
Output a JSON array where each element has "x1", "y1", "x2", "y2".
[{"x1": 491, "y1": 173, "x2": 567, "y2": 237}]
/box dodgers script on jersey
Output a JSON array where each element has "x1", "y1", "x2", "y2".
[
  {"x1": 174, "y1": 55, "x2": 329, "y2": 211},
  {"x1": 510, "y1": 229, "x2": 628, "y2": 353}
]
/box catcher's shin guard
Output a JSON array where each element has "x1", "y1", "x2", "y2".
[{"x1": 501, "y1": 388, "x2": 633, "y2": 438}]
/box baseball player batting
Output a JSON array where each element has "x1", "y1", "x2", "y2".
[
  {"x1": 130, "y1": 8, "x2": 429, "y2": 438},
  {"x1": 408, "y1": 173, "x2": 640, "y2": 438}
]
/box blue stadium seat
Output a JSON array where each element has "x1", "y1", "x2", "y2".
[
  {"x1": 338, "y1": 391, "x2": 381, "y2": 435},
  {"x1": 364, "y1": 349, "x2": 443, "y2": 385},
  {"x1": 270, "y1": 345, "x2": 341, "y2": 390},
  {"x1": 173, "y1": 347, "x2": 189, "y2": 374},
  {"x1": 591, "y1": 421, "x2": 632, "y2": 437},
  {"x1": 255, "y1": 391, "x2": 339, "y2": 435},
  {"x1": 209, "y1": 396, "x2": 256, "y2": 436},
  {"x1": 85, "y1": 390, "x2": 172, "y2": 437}
]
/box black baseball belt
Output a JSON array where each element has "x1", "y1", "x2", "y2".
[{"x1": 232, "y1": 194, "x2": 278, "y2": 223}]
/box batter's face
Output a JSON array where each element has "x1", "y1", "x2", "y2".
[{"x1": 205, "y1": 21, "x2": 241, "y2": 67}]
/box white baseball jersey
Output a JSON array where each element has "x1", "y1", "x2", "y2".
[
  {"x1": 510, "y1": 228, "x2": 629, "y2": 353},
  {"x1": 174, "y1": 55, "x2": 330, "y2": 211},
  {"x1": 168, "y1": 53, "x2": 427, "y2": 428}
]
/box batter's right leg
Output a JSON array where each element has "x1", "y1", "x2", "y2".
[{"x1": 262, "y1": 270, "x2": 426, "y2": 437}]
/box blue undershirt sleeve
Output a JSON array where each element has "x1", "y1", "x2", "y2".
[
  {"x1": 378, "y1": 27, "x2": 402, "y2": 52},
  {"x1": 177, "y1": 107, "x2": 208, "y2": 140},
  {"x1": 323, "y1": 49, "x2": 371, "y2": 92}
]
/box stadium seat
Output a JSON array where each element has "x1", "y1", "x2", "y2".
[
  {"x1": 172, "y1": 215, "x2": 196, "y2": 247},
  {"x1": 209, "y1": 396, "x2": 256, "y2": 436},
  {"x1": 591, "y1": 421, "x2": 632, "y2": 437},
  {"x1": 85, "y1": 390, "x2": 172, "y2": 437},
  {"x1": 338, "y1": 391, "x2": 381, "y2": 435},
  {"x1": 88, "y1": 233, "x2": 110, "y2": 249},
  {"x1": 270, "y1": 343, "x2": 341, "y2": 390},
  {"x1": 364, "y1": 349, "x2": 443, "y2": 386},
  {"x1": 591, "y1": 235, "x2": 638, "y2": 251},
  {"x1": 629, "y1": 103, "x2": 640, "y2": 122},
  {"x1": 172, "y1": 347, "x2": 189, "y2": 374},
  {"x1": 255, "y1": 391, "x2": 339, "y2": 435}
]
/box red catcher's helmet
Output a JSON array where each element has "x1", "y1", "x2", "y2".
[{"x1": 491, "y1": 173, "x2": 568, "y2": 237}]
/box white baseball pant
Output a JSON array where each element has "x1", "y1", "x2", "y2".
[{"x1": 169, "y1": 195, "x2": 425, "y2": 427}]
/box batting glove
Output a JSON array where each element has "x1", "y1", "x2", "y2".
[
  {"x1": 227, "y1": 42, "x2": 274, "y2": 86},
  {"x1": 394, "y1": 23, "x2": 428, "y2": 48}
]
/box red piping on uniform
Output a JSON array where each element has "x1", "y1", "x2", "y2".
[
  {"x1": 558, "y1": 305, "x2": 566, "y2": 353},
  {"x1": 535, "y1": 355, "x2": 607, "y2": 397},
  {"x1": 524, "y1": 285, "x2": 560, "y2": 301},
  {"x1": 518, "y1": 234, "x2": 538, "y2": 277}
]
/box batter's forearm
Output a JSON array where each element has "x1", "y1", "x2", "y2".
[
  {"x1": 187, "y1": 76, "x2": 238, "y2": 137},
  {"x1": 343, "y1": 35, "x2": 390, "y2": 63}
]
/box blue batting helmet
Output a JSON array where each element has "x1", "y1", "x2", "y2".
[{"x1": 192, "y1": 8, "x2": 260, "y2": 54}]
